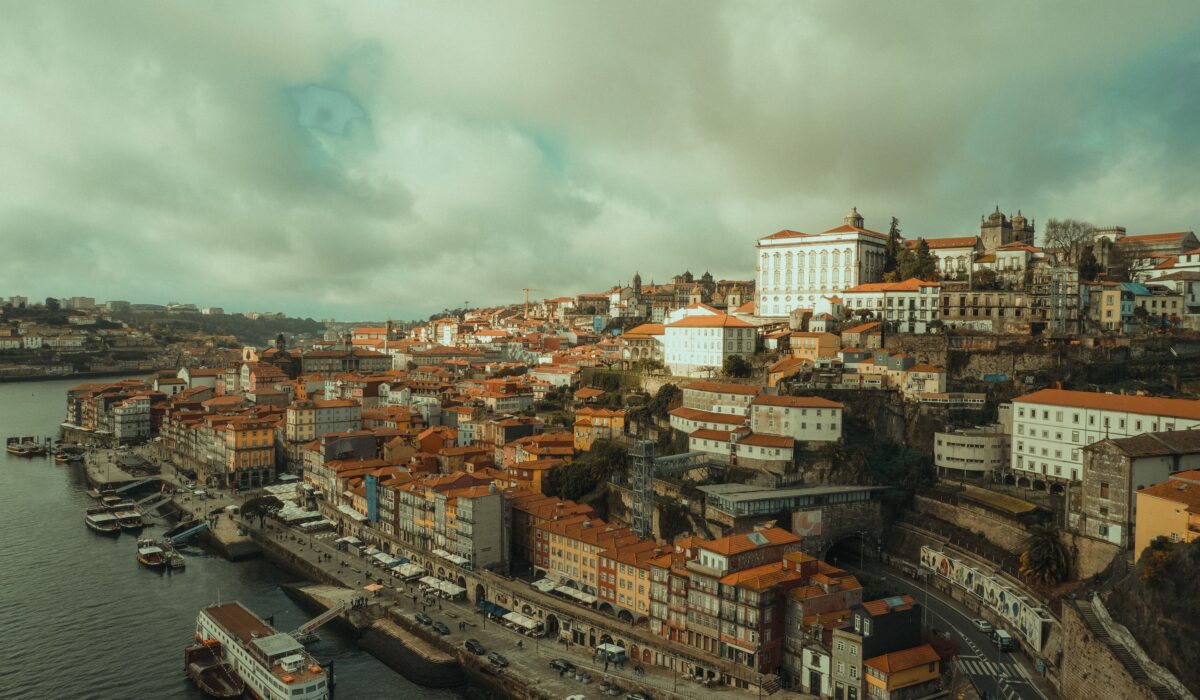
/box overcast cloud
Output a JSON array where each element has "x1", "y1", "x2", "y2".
[{"x1": 2, "y1": 2, "x2": 1199, "y2": 319}]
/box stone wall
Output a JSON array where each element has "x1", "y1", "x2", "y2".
[
  {"x1": 1058, "y1": 603, "x2": 1159, "y2": 700},
  {"x1": 912, "y1": 494, "x2": 1029, "y2": 554},
  {"x1": 1066, "y1": 531, "x2": 1120, "y2": 581}
]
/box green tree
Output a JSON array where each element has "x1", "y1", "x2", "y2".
[
  {"x1": 647, "y1": 383, "x2": 682, "y2": 420},
  {"x1": 241, "y1": 495, "x2": 284, "y2": 528},
  {"x1": 722, "y1": 354, "x2": 752, "y2": 378},
  {"x1": 884, "y1": 217, "x2": 903, "y2": 275},
  {"x1": 44, "y1": 297, "x2": 60, "y2": 311},
  {"x1": 1019, "y1": 524, "x2": 1070, "y2": 586},
  {"x1": 1078, "y1": 246, "x2": 1102, "y2": 282},
  {"x1": 895, "y1": 239, "x2": 940, "y2": 281}
]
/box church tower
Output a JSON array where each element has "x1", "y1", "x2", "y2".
[{"x1": 633, "y1": 271, "x2": 642, "y2": 296}]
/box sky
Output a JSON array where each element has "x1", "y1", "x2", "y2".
[{"x1": 2, "y1": 2, "x2": 1200, "y2": 321}]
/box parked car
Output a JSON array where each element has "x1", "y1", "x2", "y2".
[
  {"x1": 973, "y1": 619, "x2": 993, "y2": 633},
  {"x1": 627, "y1": 694, "x2": 650, "y2": 700},
  {"x1": 550, "y1": 658, "x2": 576, "y2": 673},
  {"x1": 415, "y1": 612, "x2": 432, "y2": 625},
  {"x1": 465, "y1": 638, "x2": 486, "y2": 655},
  {"x1": 487, "y1": 651, "x2": 510, "y2": 667},
  {"x1": 432, "y1": 621, "x2": 450, "y2": 635}
]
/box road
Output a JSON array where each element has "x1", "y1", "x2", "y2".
[{"x1": 852, "y1": 562, "x2": 1055, "y2": 700}]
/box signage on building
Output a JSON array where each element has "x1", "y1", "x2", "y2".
[{"x1": 920, "y1": 546, "x2": 1049, "y2": 650}]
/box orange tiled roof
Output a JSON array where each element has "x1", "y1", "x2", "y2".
[
  {"x1": 843, "y1": 278, "x2": 939, "y2": 293},
  {"x1": 864, "y1": 643, "x2": 940, "y2": 675},
  {"x1": 1138, "y1": 472, "x2": 1200, "y2": 513},
  {"x1": 669, "y1": 406, "x2": 748, "y2": 425},
  {"x1": 1015, "y1": 389, "x2": 1200, "y2": 421},
  {"x1": 667, "y1": 314, "x2": 754, "y2": 329},
  {"x1": 699, "y1": 527, "x2": 801, "y2": 556},
  {"x1": 752, "y1": 394, "x2": 843, "y2": 409},
  {"x1": 737, "y1": 433, "x2": 795, "y2": 449},
  {"x1": 684, "y1": 380, "x2": 760, "y2": 396}
]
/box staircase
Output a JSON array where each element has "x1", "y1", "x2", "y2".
[
  {"x1": 1075, "y1": 601, "x2": 1181, "y2": 700},
  {"x1": 759, "y1": 674, "x2": 781, "y2": 695}
]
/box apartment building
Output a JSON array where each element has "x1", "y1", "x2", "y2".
[
  {"x1": 285, "y1": 399, "x2": 363, "y2": 443},
  {"x1": 1134, "y1": 470, "x2": 1200, "y2": 557},
  {"x1": 748, "y1": 394, "x2": 843, "y2": 443},
  {"x1": 1011, "y1": 389, "x2": 1200, "y2": 487},
  {"x1": 839, "y1": 278, "x2": 942, "y2": 334}
]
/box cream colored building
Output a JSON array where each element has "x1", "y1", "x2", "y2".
[
  {"x1": 755, "y1": 208, "x2": 889, "y2": 318},
  {"x1": 663, "y1": 313, "x2": 756, "y2": 377}
]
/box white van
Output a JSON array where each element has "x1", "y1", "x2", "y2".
[{"x1": 993, "y1": 629, "x2": 1014, "y2": 650}]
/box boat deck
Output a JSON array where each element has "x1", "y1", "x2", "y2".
[{"x1": 203, "y1": 603, "x2": 273, "y2": 645}]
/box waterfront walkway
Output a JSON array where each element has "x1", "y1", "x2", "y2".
[{"x1": 240, "y1": 516, "x2": 812, "y2": 700}]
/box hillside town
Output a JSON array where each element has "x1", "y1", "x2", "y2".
[{"x1": 43, "y1": 207, "x2": 1200, "y2": 700}]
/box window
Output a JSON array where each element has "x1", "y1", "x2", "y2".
[{"x1": 1100, "y1": 482, "x2": 1110, "y2": 499}]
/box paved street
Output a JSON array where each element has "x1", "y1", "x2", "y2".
[{"x1": 850, "y1": 562, "x2": 1056, "y2": 700}]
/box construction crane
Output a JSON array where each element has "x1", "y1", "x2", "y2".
[{"x1": 521, "y1": 288, "x2": 541, "y2": 319}]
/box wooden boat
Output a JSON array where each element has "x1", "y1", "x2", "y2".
[
  {"x1": 136, "y1": 538, "x2": 167, "y2": 569},
  {"x1": 85, "y1": 507, "x2": 121, "y2": 535},
  {"x1": 184, "y1": 641, "x2": 244, "y2": 698}
]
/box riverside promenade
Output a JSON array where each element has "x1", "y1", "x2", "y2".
[{"x1": 238, "y1": 513, "x2": 819, "y2": 700}]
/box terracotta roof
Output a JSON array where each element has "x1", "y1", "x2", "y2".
[
  {"x1": 670, "y1": 406, "x2": 749, "y2": 425},
  {"x1": 735, "y1": 300, "x2": 755, "y2": 314},
  {"x1": 759, "y1": 229, "x2": 811, "y2": 241},
  {"x1": 864, "y1": 643, "x2": 940, "y2": 675},
  {"x1": 861, "y1": 594, "x2": 915, "y2": 617},
  {"x1": 667, "y1": 314, "x2": 754, "y2": 329},
  {"x1": 737, "y1": 433, "x2": 795, "y2": 449},
  {"x1": 821, "y1": 224, "x2": 888, "y2": 240},
  {"x1": 684, "y1": 381, "x2": 760, "y2": 396},
  {"x1": 1015, "y1": 389, "x2": 1200, "y2": 421},
  {"x1": 843, "y1": 278, "x2": 940, "y2": 294},
  {"x1": 751, "y1": 394, "x2": 843, "y2": 409},
  {"x1": 1120, "y1": 231, "x2": 1195, "y2": 244},
  {"x1": 623, "y1": 323, "x2": 665, "y2": 337},
  {"x1": 842, "y1": 321, "x2": 881, "y2": 334},
  {"x1": 1137, "y1": 471, "x2": 1200, "y2": 513},
  {"x1": 698, "y1": 527, "x2": 801, "y2": 556},
  {"x1": 574, "y1": 387, "x2": 606, "y2": 399},
  {"x1": 718, "y1": 560, "x2": 803, "y2": 591},
  {"x1": 689, "y1": 428, "x2": 739, "y2": 443},
  {"x1": 905, "y1": 236, "x2": 978, "y2": 250}
]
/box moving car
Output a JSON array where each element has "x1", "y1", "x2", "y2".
[
  {"x1": 465, "y1": 638, "x2": 486, "y2": 655},
  {"x1": 972, "y1": 619, "x2": 993, "y2": 633},
  {"x1": 415, "y1": 612, "x2": 432, "y2": 625},
  {"x1": 993, "y1": 629, "x2": 1015, "y2": 650},
  {"x1": 432, "y1": 621, "x2": 450, "y2": 635},
  {"x1": 487, "y1": 651, "x2": 509, "y2": 667}
]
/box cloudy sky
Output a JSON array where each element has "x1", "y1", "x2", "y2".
[{"x1": 2, "y1": 2, "x2": 1199, "y2": 320}]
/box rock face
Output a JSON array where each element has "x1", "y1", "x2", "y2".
[{"x1": 1103, "y1": 541, "x2": 1200, "y2": 695}]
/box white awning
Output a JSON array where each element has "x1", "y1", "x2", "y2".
[
  {"x1": 531, "y1": 578, "x2": 556, "y2": 593},
  {"x1": 445, "y1": 553, "x2": 469, "y2": 566},
  {"x1": 394, "y1": 563, "x2": 425, "y2": 578},
  {"x1": 502, "y1": 612, "x2": 538, "y2": 630},
  {"x1": 337, "y1": 504, "x2": 368, "y2": 522}
]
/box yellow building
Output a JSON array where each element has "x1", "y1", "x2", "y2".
[
  {"x1": 1135, "y1": 470, "x2": 1200, "y2": 557},
  {"x1": 789, "y1": 331, "x2": 839, "y2": 362},
  {"x1": 222, "y1": 417, "x2": 276, "y2": 488},
  {"x1": 598, "y1": 540, "x2": 667, "y2": 622},
  {"x1": 863, "y1": 643, "x2": 941, "y2": 699},
  {"x1": 573, "y1": 408, "x2": 626, "y2": 451},
  {"x1": 506, "y1": 458, "x2": 567, "y2": 494}
]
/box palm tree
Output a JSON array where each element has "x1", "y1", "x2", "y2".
[{"x1": 1019, "y1": 524, "x2": 1070, "y2": 585}]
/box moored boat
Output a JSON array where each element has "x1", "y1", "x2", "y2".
[
  {"x1": 111, "y1": 506, "x2": 145, "y2": 531},
  {"x1": 85, "y1": 508, "x2": 121, "y2": 535},
  {"x1": 136, "y1": 538, "x2": 167, "y2": 569},
  {"x1": 195, "y1": 602, "x2": 330, "y2": 700},
  {"x1": 184, "y1": 641, "x2": 244, "y2": 698},
  {"x1": 6, "y1": 436, "x2": 47, "y2": 457}
]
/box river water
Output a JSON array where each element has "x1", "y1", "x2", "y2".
[{"x1": 0, "y1": 377, "x2": 465, "y2": 700}]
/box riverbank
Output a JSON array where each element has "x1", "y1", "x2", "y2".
[{"x1": 0, "y1": 368, "x2": 165, "y2": 384}]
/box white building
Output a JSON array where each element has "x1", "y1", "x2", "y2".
[
  {"x1": 1011, "y1": 389, "x2": 1200, "y2": 487},
  {"x1": 748, "y1": 394, "x2": 843, "y2": 442},
  {"x1": 755, "y1": 208, "x2": 889, "y2": 318},
  {"x1": 839, "y1": 278, "x2": 942, "y2": 333},
  {"x1": 934, "y1": 425, "x2": 1009, "y2": 479},
  {"x1": 113, "y1": 395, "x2": 152, "y2": 443},
  {"x1": 663, "y1": 313, "x2": 756, "y2": 377},
  {"x1": 906, "y1": 236, "x2": 981, "y2": 281},
  {"x1": 285, "y1": 399, "x2": 363, "y2": 443}
]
